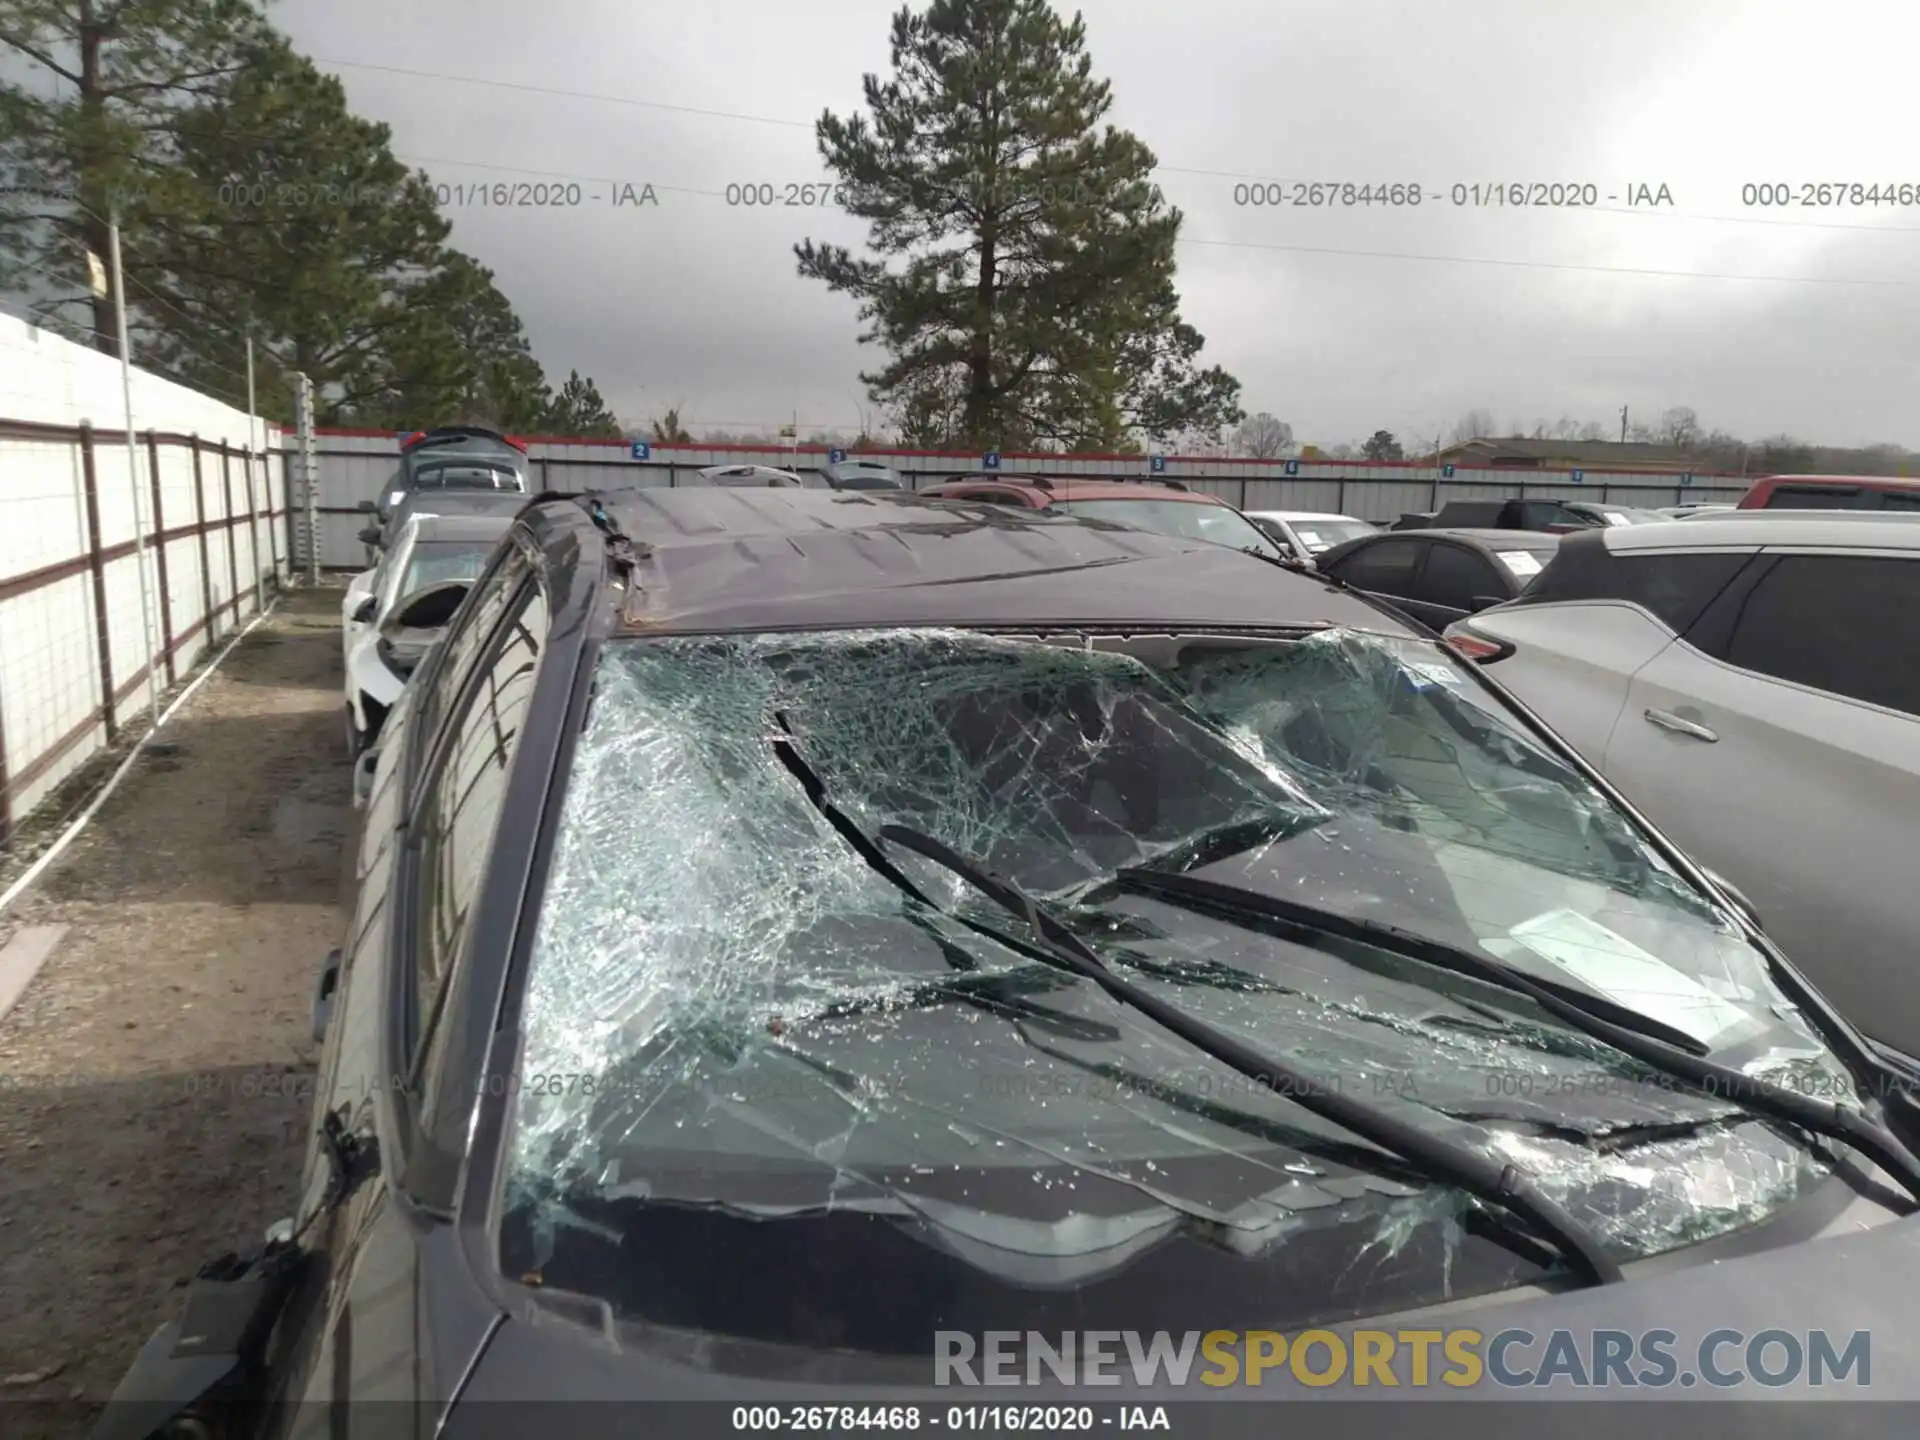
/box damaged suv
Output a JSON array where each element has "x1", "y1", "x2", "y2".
[{"x1": 101, "y1": 486, "x2": 1920, "y2": 1438}]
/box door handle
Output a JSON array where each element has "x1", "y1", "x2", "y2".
[{"x1": 1643, "y1": 708, "x2": 1717, "y2": 742}]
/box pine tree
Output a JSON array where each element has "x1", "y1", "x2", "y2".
[
  {"x1": 544, "y1": 369, "x2": 622, "y2": 437},
  {"x1": 796, "y1": 0, "x2": 1241, "y2": 452}
]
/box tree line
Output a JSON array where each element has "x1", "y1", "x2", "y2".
[{"x1": 0, "y1": 0, "x2": 622, "y2": 435}]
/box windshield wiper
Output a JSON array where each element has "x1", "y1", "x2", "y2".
[
  {"x1": 1110, "y1": 866, "x2": 1920, "y2": 1207},
  {"x1": 873, "y1": 822, "x2": 1621, "y2": 1286}
]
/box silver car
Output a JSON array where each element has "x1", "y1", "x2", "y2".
[
  {"x1": 820, "y1": 457, "x2": 904, "y2": 490},
  {"x1": 1241, "y1": 509, "x2": 1379, "y2": 564},
  {"x1": 1441, "y1": 512, "x2": 1920, "y2": 1053}
]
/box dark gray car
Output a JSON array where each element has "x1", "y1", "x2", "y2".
[
  {"x1": 96, "y1": 488, "x2": 1920, "y2": 1439},
  {"x1": 357, "y1": 426, "x2": 531, "y2": 549}
]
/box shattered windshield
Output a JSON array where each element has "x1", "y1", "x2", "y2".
[
  {"x1": 1056, "y1": 498, "x2": 1283, "y2": 558},
  {"x1": 502, "y1": 626, "x2": 1844, "y2": 1350}
]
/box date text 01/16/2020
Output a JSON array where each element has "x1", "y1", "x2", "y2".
[
  {"x1": 729, "y1": 1406, "x2": 1172, "y2": 1432},
  {"x1": 214, "y1": 179, "x2": 659, "y2": 209}
]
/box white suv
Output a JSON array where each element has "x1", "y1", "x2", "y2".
[{"x1": 1442, "y1": 512, "x2": 1920, "y2": 1054}]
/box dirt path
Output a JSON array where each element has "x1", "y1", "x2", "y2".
[{"x1": 0, "y1": 585, "x2": 350, "y2": 1431}]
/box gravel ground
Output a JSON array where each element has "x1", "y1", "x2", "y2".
[{"x1": 0, "y1": 584, "x2": 351, "y2": 1433}]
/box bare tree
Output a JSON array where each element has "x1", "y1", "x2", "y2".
[
  {"x1": 1234, "y1": 411, "x2": 1294, "y2": 459},
  {"x1": 1448, "y1": 408, "x2": 1497, "y2": 445},
  {"x1": 1655, "y1": 406, "x2": 1702, "y2": 450},
  {"x1": 1327, "y1": 441, "x2": 1359, "y2": 460},
  {"x1": 1548, "y1": 416, "x2": 1584, "y2": 441},
  {"x1": 1576, "y1": 420, "x2": 1610, "y2": 442}
]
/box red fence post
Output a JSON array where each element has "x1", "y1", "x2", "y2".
[
  {"x1": 146, "y1": 431, "x2": 176, "y2": 684},
  {"x1": 191, "y1": 436, "x2": 215, "y2": 646},
  {"x1": 220, "y1": 445, "x2": 240, "y2": 620},
  {"x1": 78, "y1": 423, "x2": 118, "y2": 744},
  {"x1": 242, "y1": 443, "x2": 263, "y2": 605}
]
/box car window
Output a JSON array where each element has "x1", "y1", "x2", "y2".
[
  {"x1": 1419, "y1": 543, "x2": 1501, "y2": 609},
  {"x1": 419, "y1": 542, "x2": 530, "y2": 740},
  {"x1": 404, "y1": 541, "x2": 499, "y2": 596},
  {"x1": 410, "y1": 581, "x2": 550, "y2": 1064},
  {"x1": 1492, "y1": 548, "x2": 1548, "y2": 583},
  {"x1": 1880, "y1": 489, "x2": 1920, "y2": 511},
  {"x1": 1718, "y1": 554, "x2": 1920, "y2": 716},
  {"x1": 413, "y1": 461, "x2": 524, "y2": 493},
  {"x1": 1505, "y1": 538, "x2": 1750, "y2": 632},
  {"x1": 1762, "y1": 483, "x2": 1869, "y2": 509},
  {"x1": 1326, "y1": 537, "x2": 1424, "y2": 595},
  {"x1": 1291, "y1": 520, "x2": 1377, "y2": 553}
]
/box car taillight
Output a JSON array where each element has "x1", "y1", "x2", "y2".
[
  {"x1": 504, "y1": 434, "x2": 529, "y2": 453},
  {"x1": 401, "y1": 430, "x2": 427, "y2": 450},
  {"x1": 1444, "y1": 629, "x2": 1511, "y2": 663}
]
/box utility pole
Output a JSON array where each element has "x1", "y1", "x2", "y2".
[
  {"x1": 1619, "y1": 405, "x2": 1629, "y2": 443},
  {"x1": 110, "y1": 210, "x2": 161, "y2": 729}
]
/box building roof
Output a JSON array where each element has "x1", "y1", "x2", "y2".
[
  {"x1": 1441, "y1": 437, "x2": 1699, "y2": 467},
  {"x1": 527, "y1": 487, "x2": 1400, "y2": 637}
]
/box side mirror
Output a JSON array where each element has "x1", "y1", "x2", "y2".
[
  {"x1": 352, "y1": 747, "x2": 379, "y2": 809},
  {"x1": 384, "y1": 580, "x2": 471, "y2": 635},
  {"x1": 312, "y1": 948, "x2": 342, "y2": 1044},
  {"x1": 1701, "y1": 866, "x2": 1764, "y2": 932},
  {"x1": 357, "y1": 526, "x2": 383, "y2": 548},
  {"x1": 351, "y1": 596, "x2": 377, "y2": 625},
  {"x1": 357, "y1": 499, "x2": 377, "y2": 514}
]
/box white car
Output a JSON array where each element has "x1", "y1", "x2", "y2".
[
  {"x1": 342, "y1": 512, "x2": 513, "y2": 755},
  {"x1": 696, "y1": 464, "x2": 806, "y2": 487},
  {"x1": 1241, "y1": 510, "x2": 1379, "y2": 564},
  {"x1": 1442, "y1": 512, "x2": 1920, "y2": 1053}
]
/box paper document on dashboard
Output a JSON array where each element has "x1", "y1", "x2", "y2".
[{"x1": 1509, "y1": 907, "x2": 1751, "y2": 1048}]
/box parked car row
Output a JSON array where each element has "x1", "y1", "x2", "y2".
[
  {"x1": 102, "y1": 454, "x2": 1920, "y2": 1437},
  {"x1": 1443, "y1": 510, "x2": 1920, "y2": 1054}
]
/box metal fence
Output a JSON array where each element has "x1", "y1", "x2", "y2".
[
  {"x1": 290, "y1": 430, "x2": 1752, "y2": 572},
  {"x1": 0, "y1": 310, "x2": 288, "y2": 843}
]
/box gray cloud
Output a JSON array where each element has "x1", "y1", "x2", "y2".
[{"x1": 273, "y1": 0, "x2": 1920, "y2": 445}]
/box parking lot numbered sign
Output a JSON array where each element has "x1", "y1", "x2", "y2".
[
  {"x1": 1284, "y1": 459, "x2": 1300, "y2": 476},
  {"x1": 630, "y1": 440, "x2": 652, "y2": 461},
  {"x1": 984, "y1": 451, "x2": 1001, "y2": 470},
  {"x1": 1570, "y1": 468, "x2": 1585, "y2": 483},
  {"x1": 1441, "y1": 463, "x2": 1455, "y2": 478},
  {"x1": 1149, "y1": 455, "x2": 1166, "y2": 474},
  {"x1": 828, "y1": 447, "x2": 847, "y2": 464}
]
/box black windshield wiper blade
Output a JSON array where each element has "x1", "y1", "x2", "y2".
[
  {"x1": 1118, "y1": 868, "x2": 1710, "y2": 1055},
  {"x1": 1112, "y1": 866, "x2": 1920, "y2": 1207},
  {"x1": 875, "y1": 823, "x2": 1622, "y2": 1286}
]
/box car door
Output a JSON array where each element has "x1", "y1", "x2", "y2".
[
  {"x1": 1460, "y1": 546, "x2": 1755, "y2": 763},
  {"x1": 1408, "y1": 540, "x2": 1506, "y2": 629},
  {"x1": 1322, "y1": 536, "x2": 1431, "y2": 620},
  {"x1": 268, "y1": 546, "x2": 538, "y2": 1431},
  {"x1": 1601, "y1": 550, "x2": 1920, "y2": 1051}
]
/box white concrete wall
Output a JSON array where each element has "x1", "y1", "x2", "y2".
[{"x1": 0, "y1": 314, "x2": 287, "y2": 839}]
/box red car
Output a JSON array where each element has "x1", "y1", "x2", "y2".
[
  {"x1": 1736, "y1": 473, "x2": 1920, "y2": 511},
  {"x1": 919, "y1": 474, "x2": 1285, "y2": 557}
]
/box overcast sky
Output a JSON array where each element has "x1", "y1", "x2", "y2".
[{"x1": 271, "y1": 0, "x2": 1920, "y2": 448}]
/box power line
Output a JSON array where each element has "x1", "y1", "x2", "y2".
[
  {"x1": 1174, "y1": 233, "x2": 1920, "y2": 287},
  {"x1": 320, "y1": 54, "x2": 1920, "y2": 237},
  {"x1": 2, "y1": 254, "x2": 261, "y2": 410}
]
